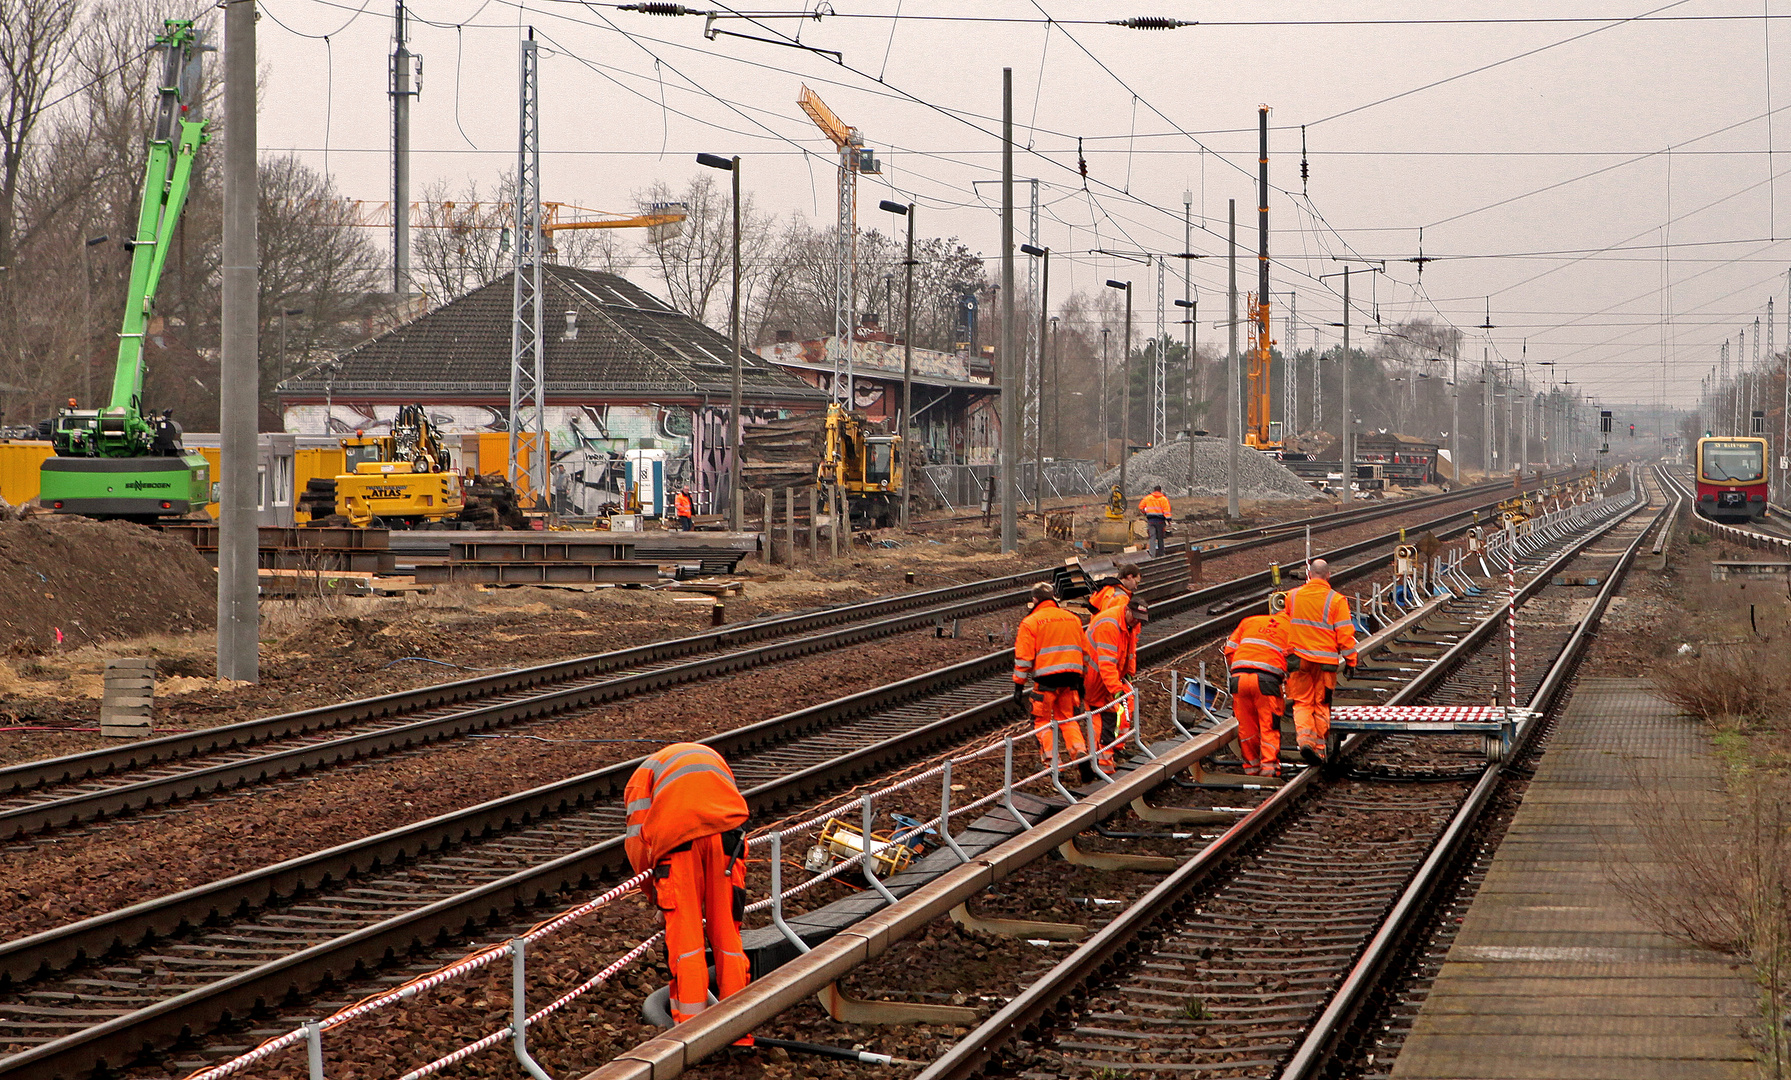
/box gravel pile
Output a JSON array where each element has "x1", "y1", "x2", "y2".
[{"x1": 1096, "y1": 437, "x2": 1324, "y2": 501}]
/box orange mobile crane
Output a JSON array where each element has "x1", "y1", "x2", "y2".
[{"x1": 1245, "y1": 105, "x2": 1281, "y2": 454}]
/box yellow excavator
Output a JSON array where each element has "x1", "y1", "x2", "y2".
[
  {"x1": 818, "y1": 403, "x2": 902, "y2": 526},
  {"x1": 301, "y1": 404, "x2": 465, "y2": 527}
]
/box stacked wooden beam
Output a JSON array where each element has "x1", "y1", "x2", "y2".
[{"x1": 741, "y1": 415, "x2": 826, "y2": 492}]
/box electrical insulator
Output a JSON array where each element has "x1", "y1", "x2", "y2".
[{"x1": 1107, "y1": 16, "x2": 1195, "y2": 29}]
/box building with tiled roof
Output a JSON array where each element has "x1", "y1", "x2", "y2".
[
  {"x1": 277, "y1": 265, "x2": 827, "y2": 516},
  {"x1": 756, "y1": 319, "x2": 1001, "y2": 468}
]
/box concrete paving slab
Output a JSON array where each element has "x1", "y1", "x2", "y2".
[{"x1": 1391, "y1": 679, "x2": 1762, "y2": 1080}]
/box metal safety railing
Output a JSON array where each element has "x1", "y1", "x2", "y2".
[
  {"x1": 182, "y1": 467, "x2": 1643, "y2": 1080},
  {"x1": 181, "y1": 687, "x2": 1150, "y2": 1080}
]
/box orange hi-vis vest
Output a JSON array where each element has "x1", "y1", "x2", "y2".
[
  {"x1": 1089, "y1": 582, "x2": 1133, "y2": 613},
  {"x1": 1139, "y1": 492, "x2": 1172, "y2": 517},
  {"x1": 1087, "y1": 603, "x2": 1141, "y2": 697},
  {"x1": 1014, "y1": 600, "x2": 1092, "y2": 684},
  {"x1": 1225, "y1": 613, "x2": 1290, "y2": 677},
  {"x1": 1286, "y1": 580, "x2": 1359, "y2": 666},
  {"x1": 624, "y1": 743, "x2": 748, "y2": 873},
  {"x1": 674, "y1": 492, "x2": 693, "y2": 517}
]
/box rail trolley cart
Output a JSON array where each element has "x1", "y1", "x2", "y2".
[{"x1": 1326, "y1": 704, "x2": 1539, "y2": 763}]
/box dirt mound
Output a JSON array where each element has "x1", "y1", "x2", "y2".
[{"x1": 0, "y1": 517, "x2": 215, "y2": 654}]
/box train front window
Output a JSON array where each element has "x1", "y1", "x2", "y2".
[{"x1": 1703, "y1": 442, "x2": 1764, "y2": 483}]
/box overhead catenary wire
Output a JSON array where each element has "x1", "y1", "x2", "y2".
[{"x1": 267, "y1": 0, "x2": 1779, "y2": 401}]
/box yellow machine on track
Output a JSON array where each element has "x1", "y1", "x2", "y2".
[
  {"x1": 302, "y1": 405, "x2": 465, "y2": 527},
  {"x1": 818, "y1": 403, "x2": 902, "y2": 526}
]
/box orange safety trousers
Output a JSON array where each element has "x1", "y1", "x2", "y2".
[
  {"x1": 1285, "y1": 667, "x2": 1338, "y2": 752},
  {"x1": 1231, "y1": 673, "x2": 1282, "y2": 775},
  {"x1": 1031, "y1": 686, "x2": 1089, "y2": 764},
  {"x1": 654, "y1": 832, "x2": 751, "y2": 1033}
]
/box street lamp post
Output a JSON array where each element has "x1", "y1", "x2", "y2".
[
  {"x1": 697, "y1": 153, "x2": 742, "y2": 529},
  {"x1": 879, "y1": 199, "x2": 916, "y2": 529},
  {"x1": 1106, "y1": 279, "x2": 1132, "y2": 501},
  {"x1": 1022, "y1": 243, "x2": 1049, "y2": 510},
  {"x1": 1175, "y1": 296, "x2": 1196, "y2": 499},
  {"x1": 1319, "y1": 262, "x2": 1385, "y2": 503},
  {"x1": 1049, "y1": 315, "x2": 1060, "y2": 460}
]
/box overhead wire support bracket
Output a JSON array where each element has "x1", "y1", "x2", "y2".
[{"x1": 704, "y1": 14, "x2": 842, "y2": 61}]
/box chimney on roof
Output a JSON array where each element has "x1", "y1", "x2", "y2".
[
  {"x1": 775, "y1": 329, "x2": 794, "y2": 343},
  {"x1": 860, "y1": 313, "x2": 880, "y2": 330},
  {"x1": 563, "y1": 310, "x2": 578, "y2": 341}
]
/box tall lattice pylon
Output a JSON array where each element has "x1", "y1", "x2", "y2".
[
  {"x1": 1152, "y1": 260, "x2": 1167, "y2": 444},
  {"x1": 508, "y1": 32, "x2": 546, "y2": 502},
  {"x1": 799, "y1": 86, "x2": 873, "y2": 406}
]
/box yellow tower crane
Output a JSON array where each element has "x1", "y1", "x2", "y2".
[{"x1": 797, "y1": 85, "x2": 879, "y2": 406}]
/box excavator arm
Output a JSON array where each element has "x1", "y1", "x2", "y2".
[{"x1": 62, "y1": 19, "x2": 208, "y2": 457}]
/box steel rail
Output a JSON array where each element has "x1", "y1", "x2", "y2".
[
  {"x1": 910, "y1": 485, "x2": 1643, "y2": 1080},
  {"x1": 0, "y1": 485, "x2": 1579, "y2": 1080},
  {"x1": 0, "y1": 586, "x2": 1035, "y2": 840},
  {"x1": 1279, "y1": 473, "x2": 1661, "y2": 1077},
  {"x1": 0, "y1": 475, "x2": 1545, "y2": 801},
  {"x1": 0, "y1": 569, "x2": 1052, "y2": 797},
  {"x1": 0, "y1": 479, "x2": 1555, "y2": 841}
]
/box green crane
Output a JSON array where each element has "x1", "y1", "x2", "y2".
[{"x1": 40, "y1": 19, "x2": 213, "y2": 520}]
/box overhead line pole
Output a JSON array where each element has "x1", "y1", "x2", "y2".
[
  {"x1": 1227, "y1": 199, "x2": 1240, "y2": 520},
  {"x1": 218, "y1": 0, "x2": 258, "y2": 683},
  {"x1": 1341, "y1": 269, "x2": 1350, "y2": 503},
  {"x1": 1000, "y1": 69, "x2": 1017, "y2": 553},
  {"x1": 390, "y1": 2, "x2": 414, "y2": 298}
]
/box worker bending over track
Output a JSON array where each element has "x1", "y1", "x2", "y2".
[
  {"x1": 1139, "y1": 485, "x2": 1172, "y2": 557},
  {"x1": 1013, "y1": 583, "x2": 1096, "y2": 774},
  {"x1": 1284, "y1": 559, "x2": 1359, "y2": 765},
  {"x1": 1088, "y1": 562, "x2": 1142, "y2": 614},
  {"x1": 1086, "y1": 596, "x2": 1148, "y2": 770},
  {"x1": 1223, "y1": 603, "x2": 1291, "y2": 776},
  {"x1": 624, "y1": 742, "x2": 753, "y2": 1040}
]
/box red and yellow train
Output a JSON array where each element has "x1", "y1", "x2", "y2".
[{"x1": 1695, "y1": 436, "x2": 1769, "y2": 522}]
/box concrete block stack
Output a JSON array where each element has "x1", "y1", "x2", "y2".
[{"x1": 101, "y1": 658, "x2": 156, "y2": 738}]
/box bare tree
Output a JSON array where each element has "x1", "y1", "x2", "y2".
[
  {"x1": 0, "y1": 0, "x2": 78, "y2": 271},
  {"x1": 411, "y1": 176, "x2": 512, "y2": 305},
  {"x1": 636, "y1": 173, "x2": 781, "y2": 324},
  {"x1": 258, "y1": 155, "x2": 383, "y2": 384}
]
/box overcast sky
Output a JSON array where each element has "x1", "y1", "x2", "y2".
[{"x1": 250, "y1": 0, "x2": 1791, "y2": 410}]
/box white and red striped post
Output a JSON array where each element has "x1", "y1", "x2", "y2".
[{"x1": 1506, "y1": 545, "x2": 1518, "y2": 708}]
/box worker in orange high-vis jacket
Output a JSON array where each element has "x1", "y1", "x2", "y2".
[
  {"x1": 1284, "y1": 559, "x2": 1359, "y2": 765},
  {"x1": 1013, "y1": 582, "x2": 1096, "y2": 773},
  {"x1": 1086, "y1": 596, "x2": 1148, "y2": 770},
  {"x1": 1223, "y1": 607, "x2": 1291, "y2": 776},
  {"x1": 1138, "y1": 485, "x2": 1173, "y2": 557},
  {"x1": 673, "y1": 487, "x2": 695, "y2": 531},
  {"x1": 624, "y1": 743, "x2": 752, "y2": 1040},
  {"x1": 1087, "y1": 562, "x2": 1142, "y2": 615}
]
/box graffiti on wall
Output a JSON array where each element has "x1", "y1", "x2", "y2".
[
  {"x1": 282, "y1": 401, "x2": 812, "y2": 516},
  {"x1": 283, "y1": 402, "x2": 697, "y2": 516}
]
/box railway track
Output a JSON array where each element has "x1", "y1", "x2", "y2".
[
  {"x1": 913, "y1": 474, "x2": 1657, "y2": 1080},
  {"x1": 0, "y1": 478, "x2": 1556, "y2": 846},
  {"x1": 0, "y1": 479, "x2": 1573, "y2": 1079},
  {"x1": 558, "y1": 467, "x2": 1651, "y2": 1080}
]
